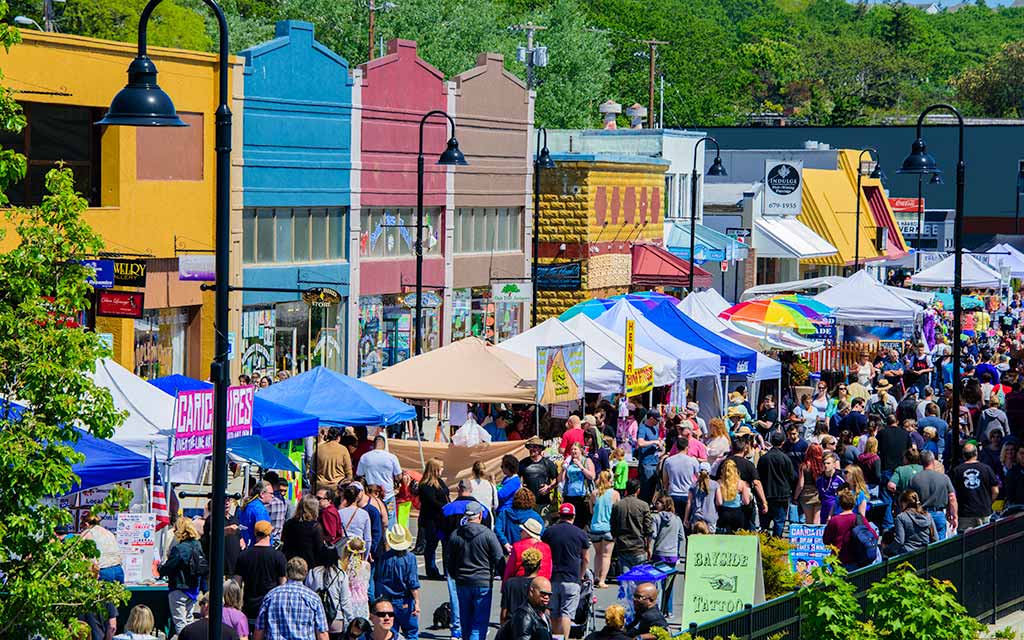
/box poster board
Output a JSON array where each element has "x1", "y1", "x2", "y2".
[
  {"x1": 536, "y1": 342, "x2": 585, "y2": 405},
  {"x1": 788, "y1": 523, "x2": 829, "y2": 586},
  {"x1": 682, "y1": 534, "x2": 765, "y2": 627},
  {"x1": 117, "y1": 513, "x2": 157, "y2": 584}
]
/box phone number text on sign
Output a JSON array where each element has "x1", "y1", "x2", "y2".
[{"x1": 173, "y1": 385, "x2": 255, "y2": 456}]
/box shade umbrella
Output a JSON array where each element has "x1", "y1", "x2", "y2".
[
  {"x1": 719, "y1": 300, "x2": 817, "y2": 335},
  {"x1": 772, "y1": 294, "x2": 834, "y2": 317},
  {"x1": 226, "y1": 435, "x2": 299, "y2": 472}
]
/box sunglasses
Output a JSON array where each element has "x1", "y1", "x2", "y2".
[
  {"x1": 373, "y1": 611, "x2": 395, "y2": 618},
  {"x1": 537, "y1": 590, "x2": 552, "y2": 597}
]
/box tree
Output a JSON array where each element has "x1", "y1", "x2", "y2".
[
  {"x1": 57, "y1": 0, "x2": 211, "y2": 51},
  {"x1": 0, "y1": 12, "x2": 129, "y2": 639},
  {"x1": 954, "y1": 40, "x2": 1024, "y2": 117}
]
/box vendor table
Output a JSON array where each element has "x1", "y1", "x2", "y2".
[{"x1": 121, "y1": 584, "x2": 170, "y2": 635}]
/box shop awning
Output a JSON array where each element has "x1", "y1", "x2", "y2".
[
  {"x1": 666, "y1": 222, "x2": 749, "y2": 263},
  {"x1": 754, "y1": 216, "x2": 837, "y2": 259},
  {"x1": 631, "y1": 243, "x2": 713, "y2": 289}
]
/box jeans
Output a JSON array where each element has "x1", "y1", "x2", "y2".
[
  {"x1": 764, "y1": 500, "x2": 789, "y2": 538},
  {"x1": 393, "y1": 596, "x2": 420, "y2": 640},
  {"x1": 446, "y1": 576, "x2": 463, "y2": 639},
  {"x1": 639, "y1": 463, "x2": 659, "y2": 503},
  {"x1": 929, "y1": 510, "x2": 948, "y2": 541},
  {"x1": 670, "y1": 496, "x2": 689, "y2": 522},
  {"x1": 788, "y1": 503, "x2": 804, "y2": 525},
  {"x1": 879, "y1": 470, "x2": 896, "y2": 532},
  {"x1": 423, "y1": 523, "x2": 442, "y2": 577},
  {"x1": 617, "y1": 551, "x2": 648, "y2": 574},
  {"x1": 98, "y1": 565, "x2": 124, "y2": 583},
  {"x1": 168, "y1": 589, "x2": 195, "y2": 636},
  {"x1": 455, "y1": 584, "x2": 492, "y2": 640}
]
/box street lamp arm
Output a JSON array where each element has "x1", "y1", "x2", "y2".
[
  {"x1": 687, "y1": 136, "x2": 718, "y2": 293},
  {"x1": 915, "y1": 103, "x2": 964, "y2": 158},
  {"x1": 419, "y1": 109, "x2": 457, "y2": 153}
]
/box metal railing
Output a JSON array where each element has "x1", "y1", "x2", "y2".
[{"x1": 690, "y1": 511, "x2": 1024, "y2": 639}]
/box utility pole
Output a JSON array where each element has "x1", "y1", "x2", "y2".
[
  {"x1": 512, "y1": 22, "x2": 548, "y2": 90},
  {"x1": 43, "y1": 0, "x2": 55, "y2": 32},
  {"x1": 639, "y1": 39, "x2": 669, "y2": 128},
  {"x1": 369, "y1": 0, "x2": 376, "y2": 60}
]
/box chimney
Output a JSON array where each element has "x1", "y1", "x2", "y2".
[
  {"x1": 626, "y1": 103, "x2": 647, "y2": 129},
  {"x1": 599, "y1": 100, "x2": 622, "y2": 130}
]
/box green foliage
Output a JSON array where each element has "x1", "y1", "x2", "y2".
[
  {"x1": 864, "y1": 562, "x2": 985, "y2": 640},
  {"x1": 954, "y1": 40, "x2": 1024, "y2": 118},
  {"x1": 736, "y1": 530, "x2": 801, "y2": 599},
  {"x1": 799, "y1": 556, "x2": 871, "y2": 640},
  {"x1": 992, "y1": 627, "x2": 1017, "y2": 640}
]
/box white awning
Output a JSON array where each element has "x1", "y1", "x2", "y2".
[{"x1": 754, "y1": 216, "x2": 837, "y2": 259}]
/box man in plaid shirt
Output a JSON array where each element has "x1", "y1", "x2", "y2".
[
  {"x1": 263, "y1": 472, "x2": 289, "y2": 542},
  {"x1": 254, "y1": 557, "x2": 329, "y2": 640}
]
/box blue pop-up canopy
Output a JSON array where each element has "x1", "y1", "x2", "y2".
[
  {"x1": 1, "y1": 401, "x2": 151, "y2": 493},
  {"x1": 227, "y1": 435, "x2": 300, "y2": 472},
  {"x1": 149, "y1": 375, "x2": 320, "y2": 443},
  {"x1": 258, "y1": 366, "x2": 416, "y2": 427},
  {"x1": 640, "y1": 301, "x2": 758, "y2": 376}
]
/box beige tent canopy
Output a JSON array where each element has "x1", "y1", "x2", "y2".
[
  {"x1": 389, "y1": 439, "x2": 528, "y2": 486},
  {"x1": 362, "y1": 336, "x2": 537, "y2": 404}
]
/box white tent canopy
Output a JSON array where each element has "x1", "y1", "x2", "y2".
[
  {"x1": 986, "y1": 243, "x2": 1024, "y2": 278},
  {"x1": 741, "y1": 275, "x2": 845, "y2": 301},
  {"x1": 911, "y1": 253, "x2": 1003, "y2": 289},
  {"x1": 592, "y1": 299, "x2": 721, "y2": 379},
  {"x1": 692, "y1": 289, "x2": 731, "y2": 315},
  {"x1": 89, "y1": 358, "x2": 174, "y2": 458},
  {"x1": 814, "y1": 270, "x2": 919, "y2": 322},
  {"x1": 561, "y1": 314, "x2": 678, "y2": 387},
  {"x1": 677, "y1": 294, "x2": 784, "y2": 380}
]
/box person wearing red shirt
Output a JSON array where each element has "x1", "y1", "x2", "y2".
[
  {"x1": 560, "y1": 415, "x2": 586, "y2": 457},
  {"x1": 823, "y1": 489, "x2": 875, "y2": 571},
  {"x1": 503, "y1": 519, "x2": 552, "y2": 580}
]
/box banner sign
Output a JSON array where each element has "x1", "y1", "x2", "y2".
[
  {"x1": 117, "y1": 513, "x2": 157, "y2": 584},
  {"x1": 764, "y1": 160, "x2": 804, "y2": 216},
  {"x1": 491, "y1": 280, "x2": 533, "y2": 303},
  {"x1": 788, "y1": 523, "x2": 829, "y2": 586},
  {"x1": 80, "y1": 259, "x2": 114, "y2": 289},
  {"x1": 536, "y1": 342, "x2": 585, "y2": 404},
  {"x1": 178, "y1": 253, "x2": 215, "y2": 282},
  {"x1": 810, "y1": 316, "x2": 837, "y2": 346},
  {"x1": 536, "y1": 262, "x2": 582, "y2": 291},
  {"x1": 113, "y1": 259, "x2": 147, "y2": 287},
  {"x1": 682, "y1": 534, "x2": 765, "y2": 627},
  {"x1": 625, "y1": 320, "x2": 636, "y2": 375},
  {"x1": 842, "y1": 324, "x2": 903, "y2": 344},
  {"x1": 889, "y1": 197, "x2": 924, "y2": 213},
  {"x1": 173, "y1": 385, "x2": 255, "y2": 457},
  {"x1": 626, "y1": 365, "x2": 654, "y2": 397},
  {"x1": 97, "y1": 290, "x2": 145, "y2": 319}
]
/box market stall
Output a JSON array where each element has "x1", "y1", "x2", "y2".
[{"x1": 910, "y1": 253, "x2": 1003, "y2": 289}]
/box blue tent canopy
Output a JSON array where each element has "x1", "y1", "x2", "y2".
[
  {"x1": 149, "y1": 375, "x2": 320, "y2": 443},
  {"x1": 227, "y1": 435, "x2": 300, "y2": 472},
  {"x1": 1, "y1": 401, "x2": 151, "y2": 493},
  {"x1": 257, "y1": 366, "x2": 416, "y2": 427},
  {"x1": 639, "y1": 301, "x2": 758, "y2": 376}
]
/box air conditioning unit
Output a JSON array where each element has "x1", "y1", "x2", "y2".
[{"x1": 875, "y1": 227, "x2": 888, "y2": 252}]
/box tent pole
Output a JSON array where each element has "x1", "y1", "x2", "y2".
[
  {"x1": 416, "y1": 408, "x2": 426, "y2": 469},
  {"x1": 535, "y1": 403, "x2": 540, "y2": 438},
  {"x1": 148, "y1": 442, "x2": 156, "y2": 509}
]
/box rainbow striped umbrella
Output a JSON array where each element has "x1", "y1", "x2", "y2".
[
  {"x1": 560, "y1": 292, "x2": 682, "y2": 320},
  {"x1": 719, "y1": 299, "x2": 818, "y2": 335},
  {"x1": 771, "y1": 294, "x2": 834, "y2": 317}
]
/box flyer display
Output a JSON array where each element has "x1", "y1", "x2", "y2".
[
  {"x1": 116, "y1": 513, "x2": 157, "y2": 584},
  {"x1": 536, "y1": 342, "x2": 585, "y2": 405},
  {"x1": 788, "y1": 523, "x2": 829, "y2": 586}
]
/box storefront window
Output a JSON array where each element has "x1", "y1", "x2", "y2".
[
  {"x1": 454, "y1": 207, "x2": 523, "y2": 253},
  {"x1": 359, "y1": 208, "x2": 441, "y2": 258},
  {"x1": 450, "y1": 287, "x2": 522, "y2": 343},
  {"x1": 310, "y1": 302, "x2": 344, "y2": 371},
  {"x1": 134, "y1": 308, "x2": 191, "y2": 379},
  {"x1": 243, "y1": 300, "x2": 345, "y2": 378},
  {"x1": 358, "y1": 296, "x2": 384, "y2": 377},
  {"x1": 241, "y1": 306, "x2": 276, "y2": 379},
  {"x1": 359, "y1": 292, "x2": 442, "y2": 370}
]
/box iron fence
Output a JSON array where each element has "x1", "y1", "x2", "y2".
[{"x1": 690, "y1": 511, "x2": 1024, "y2": 639}]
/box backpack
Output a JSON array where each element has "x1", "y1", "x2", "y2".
[
  {"x1": 316, "y1": 566, "x2": 341, "y2": 623},
  {"x1": 187, "y1": 541, "x2": 209, "y2": 585},
  {"x1": 850, "y1": 515, "x2": 879, "y2": 568}
]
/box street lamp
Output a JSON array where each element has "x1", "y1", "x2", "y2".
[
  {"x1": 531, "y1": 127, "x2": 554, "y2": 327},
  {"x1": 852, "y1": 148, "x2": 882, "y2": 272},
  {"x1": 13, "y1": 15, "x2": 43, "y2": 30},
  {"x1": 97, "y1": 1, "x2": 231, "y2": 637},
  {"x1": 898, "y1": 103, "x2": 966, "y2": 465},
  {"x1": 415, "y1": 110, "x2": 466, "y2": 358},
  {"x1": 1015, "y1": 161, "x2": 1024, "y2": 234},
  {"x1": 915, "y1": 170, "x2": 943, "y2": 270},
  {"x1": 688, "y1": 137, "x2": 726, "y2": 293}
]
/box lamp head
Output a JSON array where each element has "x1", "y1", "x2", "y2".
[
  {"x1": 437, "y1": 136, "x2": 468, "y2": 166},
  {"x1": 536, "y1": 145, "x2": 556, "y2": 170},
  {"x1": 870, "y1": 163, "x2": 885, "y2": 180},
  {"x1": 929, "y1": 171, "x2": 943, "y2": 185},
  {"x1": 96, "y1": 56, "x2": 187, "y2": 127},
  {"x1": 897, "y1": 138, "x2": 938, "y2": 175},
  {"x1": 707, "y1": 156, "x2": 727, "y2": 176}
]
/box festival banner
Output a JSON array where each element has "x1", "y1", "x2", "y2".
[
  {"x1": 624, "y1": 319, "x2": 654, "y2": 396},
  {"x1": 173, "y1": 385, "x2": 255, "y2": 457},
  {"x1": 682, "y1": 534, "x2": 765, "y2": 627},
  {"x1": 788, "y1": 523, "x2": 829, "y2": 586},
  {"x1": 536, "y1": 342, "x2": 585, "y2": 405}
]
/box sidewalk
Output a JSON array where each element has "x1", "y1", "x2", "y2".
[{"x1": 990, "y1": 609, "x2": 1024, "y2": 637}]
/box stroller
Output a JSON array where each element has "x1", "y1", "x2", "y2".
[{"x1": 569, "y1": 569, "x2": 597, "y2": 639}]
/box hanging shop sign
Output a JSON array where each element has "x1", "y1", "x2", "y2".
[
  {"x1": 536, "y1": 342, "x2": 585, "y2": 404},
  {"x1": 178, "y1": 253, "x2": 216, "y2": 282},
  {"x1": 491, "y1": 280, "x2": 533, "y2": 303},
  {"x1": 763, "y1": 160, "x2": 804, "y2": 216},
  {"x1": 400, "y1": 291, "x2": 442, "y2": 308},
  {"x1": 173, "y1": 385, "x2": 255, "y2": 457},
  {"x1": 113, "y1": 259, "x2": 147, "y2": 287},
  {"x1": 97, "y1": 290, "x2": 145, "y2": 319},
  {"x1": 536, "y1": 261, "x2": 582, "y2": 291},
  {"x1": 80, "y1": 259, "x2": 114, "y2": 289},
  {"x1": 302, "y1": 287, "x2": 343, "y2": 308}
]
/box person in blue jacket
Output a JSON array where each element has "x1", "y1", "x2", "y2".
[
  {"x1": 496, "y1": 455, "x2": 522, "y2": 514},
  {"x1": 495, "y1": 488, "x2": 545, "y2": 551}
]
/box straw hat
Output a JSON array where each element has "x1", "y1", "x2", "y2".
[
  {"x1": 875, "y1": 379, "x2": 892, "y2": 390},
  {"x1": 386, "y1": 524, "x2": 413, "y2": 551},
  {"x1": 726, "y1": 406, "x2": 746, "y2": 419},
  {"x1": 520, "y1": 519, "x2": 543, "y2": 540}
]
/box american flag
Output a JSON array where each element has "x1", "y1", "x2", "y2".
[{"x1": 151, "y1": 485, "x2": 170, "y2": 530}]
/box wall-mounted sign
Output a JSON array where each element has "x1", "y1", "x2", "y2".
[
  {"x1": 536, "y1": 262, "x2": 582, "y2": 291},
  {"x1": 764, "y1": 160, "x2": 804, "y2": 216},
  {"x1": 80, "y1": 259, "x2": 114, "y2": 289},
  {"x1": 889, "y1": 197, "x2": 924, "y2": 213},
  {"x1": 401, "y1": 291, "x2": 442, "y2": 308},
  {"x1": 113, "y1": 259, "x2": 147, "y2": 287},
  {"x1": 179, "y1": 254, "x2": 215, "y2": 282},
  {"x1": 97, "y1": 290, "x2": 145, "y2": 319},
  {"x1": 491, "y1": 280, "x2": 533, "y2": 303},
  {"x1": 302, "y1": 287, "x2": 342, "y2": 308}
]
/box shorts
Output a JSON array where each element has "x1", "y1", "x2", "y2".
[
  {"x1": 589, "y1": 531, "x2": 613, "y2": 543},
  {"x1": 550, "y1": 581, "x2": 581, "y2": 619}
]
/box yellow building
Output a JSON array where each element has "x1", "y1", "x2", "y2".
[
  {"x1": 0, "y1": 31, "x2": 244, "y2": 379},
  {"x1": 535, "y1": 153, "x2": 670, "y2": 320}
]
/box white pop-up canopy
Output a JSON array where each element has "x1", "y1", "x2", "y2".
[
  {"x1": 814, "y1": 270, "x2": 919, "y2": 322},
  {"x1": 592, "y1": 299, "x2": 721, "y2": 379},
  {"x1": 89, "y1": 358, "x2": 175, "y2": 458},
  {"x1": 676, "y1": 294, "x2": 785, "y2": 380},
  {"x1": 986, "y1": 243, "x2": 1024, "y2": 278},
  {"x1": 911, "y1": 253, "x2": 1003, "y2": 289},
  {"x1": 561, "y1": 313, "x2": 677, "y2": 387}
]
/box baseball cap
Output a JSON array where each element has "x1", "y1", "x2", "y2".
[
  {"x1": 583, "y1": 414, "x2": 597, "y2": 427},
  {"x1": 645, "y1": 409, "x2": 662, "y2": 420},
  {"x1": 254, "y1": 520, "x2": 273, "y2": 537},
  {"x1": 464, "y1": 502, "x2": 484, "y2": 517},
  {"x1": 698, "y1": 461, "x2": 711, "y2": 474},
  {"x1": 686, "y1": 402, "x2": 699, "y2": 412},
  {"x1": 558, "y1": 502, "x2": 576, "y2": 517}
]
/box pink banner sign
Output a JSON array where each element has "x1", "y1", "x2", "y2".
[{"x1": 173, "y1": 385, "x2": 255, "y2": 457}]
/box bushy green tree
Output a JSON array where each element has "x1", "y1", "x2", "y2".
[{"x1": 955, "y1": 40, "x2": 1024, "y2": 117}]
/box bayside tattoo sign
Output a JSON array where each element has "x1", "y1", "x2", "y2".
[
  {"x1": 682, "y1": 534, "x2": 765, "y2": 627},
  {"x1": 173, "y1": 385, "x2": 255, "y2": 456}
]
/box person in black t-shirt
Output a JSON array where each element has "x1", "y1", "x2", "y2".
[
  {"x1": 952, "y1": 443, "x2": 1000, "y2": 533},
  {"x1": 712, "y1": 432, "x2": 768, "y2": 516},
  {"x1": 519, "y1": 441, "x2": 558, "y2": 507},
  {"x1": 625, "y1": 583, "x2": 668, "y2": 640},
  {"x1": 542, "y1": 503, "x2": 592, "y2": 638},
  {"x1": 178, "y1": 593, "x2": 240, "y2": 640},
  {"x1": 233, "y1": 520, "x2": 287, "y2": 620}
]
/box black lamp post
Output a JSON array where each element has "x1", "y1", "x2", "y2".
[
  {"x1": 531, "y1": 127, "x2": 554, "y2": 327},
  {"x1": 415, "y1": 110, "x2": 466, "y2": 358},
  {"x1": 97, "y1": 0, "x2": 231, "y2": 637},
  {"x1": 852, "y1": 148, "x2": 882, "y2": 272},
  {"x1": 898, "y1": 103, "x2": 966, "y2": 465},
  {"x1": 915, "y1": 171, "x2": 943, "y2": 270},
  {"x1": 1015, "y1": 162, "x2": 1024, "y2": 234},
  {"x1": 688, "y1": 137, "x2": 726, "y2": 293}
]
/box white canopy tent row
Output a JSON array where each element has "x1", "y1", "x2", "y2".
[
  {"x1": 911, "y1": 253, "x2": 1004, "y2": 289},
  {"x1": 986, "y1": 243, "x2": 1024, "y2": 279},
  {"x1": 813, "y1": 270, "x2": 920, "y2": 323}
]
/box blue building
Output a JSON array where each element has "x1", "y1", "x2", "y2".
[{"x1": 239, "y1": 21, "x2": 353, "y2": 378}]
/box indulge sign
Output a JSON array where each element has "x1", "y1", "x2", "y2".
[{"x1": 173, "y1": 385, "x2": 255, "y2": 456}]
